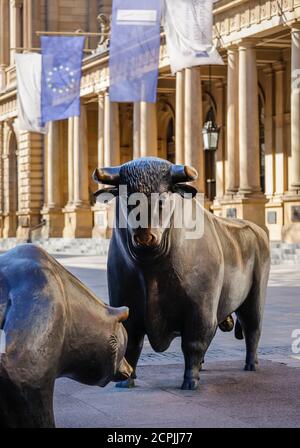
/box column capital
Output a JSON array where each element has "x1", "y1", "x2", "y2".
[
  {"x1": 10, "y1": 0, "x2": 23, "y2": 8},
  {"x1": 237, "y1": 38, "x2": 259, "y2": 50},
  {"x1": 224, "y1": 44, "x2": 239, "y2": 53},
  {"x1": 98, "y1": 92, "x2": 105, "y2": 106},
  {"x1": 273, "y1": 61, "x2": 285, "y2": 73},
  {"x1": 215, "y1": 79, "x2": 224, "y2": 90},
  {"x1": 262, "y1": 64, "x2": 273, "y2": 76},
  {"x1": 291, "y1": 23, "x2": 300, "y2": 32}
]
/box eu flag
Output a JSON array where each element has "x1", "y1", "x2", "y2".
[{"x1": 41, "y1": 36, "x2": 85, "y2": 124}]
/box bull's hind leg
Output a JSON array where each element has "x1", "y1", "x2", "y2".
[
  {"x1": 0, "y1": 379, "x2": 55, "y2": 428},
  {"x1": 116, "y1": 329, "x2": 144, "y2": 388},
  {"x1": 236, "y1": 270, "x2": 269, "y2": 372}
]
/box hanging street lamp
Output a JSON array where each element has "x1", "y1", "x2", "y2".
[
  {"x1": 202, "y1": 120, "x2": 220, "y2": 151},
  {"x1": 202, "y1": 65, "x2": 220, "y2": 151}
]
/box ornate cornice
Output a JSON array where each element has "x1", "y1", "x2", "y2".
[{"x1": 213, "y1": 0, "x2": 300, "y2": 46}]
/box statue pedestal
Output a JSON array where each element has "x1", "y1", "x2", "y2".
[
  {"x1": 215, "y1": 193, "x2": 267, "y2": 228},
  {"x1": 63, "y1": 204, "x2": 93, "y2": 239},
  {"x1": 282, "y1": 193, "x2": 300, "y2": 243},
  {"x1": 41, "y1": 207, "x2": 64, "y2": 238}
]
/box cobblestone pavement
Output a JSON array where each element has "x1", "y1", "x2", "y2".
[{"x1": 53, "y1": 254, "x2": 300, "y2": 428}]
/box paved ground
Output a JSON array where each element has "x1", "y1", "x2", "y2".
[{"x1": 53, "y1": 254, "x2": 300, "y2": 428}]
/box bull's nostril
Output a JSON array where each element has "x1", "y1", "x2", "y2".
[
  {"x1": 133, "y1": 233, "x2": 158, "y2": 247},
  {"x1": 150, "y1": 234, "x2": 158, "y2": 244}
]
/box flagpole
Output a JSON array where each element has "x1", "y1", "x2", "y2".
[
  {"x1": 11, "y1": 47, "x2": 94, "y2": 54},
  {"x1": 36, "y1": 31, "x2": 109, "y2": 37}
]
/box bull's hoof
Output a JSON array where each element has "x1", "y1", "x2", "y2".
[
  {"x1": 115, "y1": 377, "x2": 135, "y2": 388},
  {"x1": 244, "y1": 363, "x2": 256, "y2": 372},
  {"x1": 219, "y1": 315, "x2": 234, "y2": 332},
  {"x1": 181, "y1": 378, "x2": 199, "y2": 390}
]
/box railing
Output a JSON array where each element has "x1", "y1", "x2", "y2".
[{"x1": 26, "y1": 219, "x2": 46, "y2": 244}]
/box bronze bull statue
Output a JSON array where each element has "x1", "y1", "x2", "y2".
[
  {"x1": 0, "y1": 244, "x2": 132, "y2": 428},
  {"x1": 94, "y1": 157, "x2": 271, "y2": 390}
]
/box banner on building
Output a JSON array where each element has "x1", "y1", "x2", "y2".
[
  {"x1": 41, "y1": 36, "x2": 85, "y2": 123},
  {"x1": 109, "y1": 0, "x2": 162, "y2": 103},
  {"x1": 163, "y1": 0, "x2": 223, "y2": 73},
  {"x1": 15, "y1": 53, "x2": 47, "y2": 134}
]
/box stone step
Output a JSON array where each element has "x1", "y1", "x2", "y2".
[{"x1": 0, "y1": 238, "x2": 300, "y2": 264}]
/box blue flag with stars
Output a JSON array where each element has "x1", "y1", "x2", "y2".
[{"x1": 41, "y1": 36, "x2": 85, "y2": 124}]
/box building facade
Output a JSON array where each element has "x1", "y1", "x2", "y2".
[{"x1": 1, "y1": 0, "x2": 300, "y2": 246}]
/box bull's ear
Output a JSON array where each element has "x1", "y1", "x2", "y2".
[
  {"x1": 173, "y1": 183, "x2": 198, "y2": 198},
  {"x1": 94, "y1": 186, "x2": 119, "y2": 202}
]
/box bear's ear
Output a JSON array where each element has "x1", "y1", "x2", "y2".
[
  {"x1": 173, "y1": 183, "x2": 198, "y2": 198},
  {"x1": 94, "y1": 186, "x2": 119, "y2": 202}
]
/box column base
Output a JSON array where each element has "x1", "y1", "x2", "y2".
[
  {"x1": 41, "y1": 207, "x2": 64, "y2": 238},
  {"x1": 92, "y1": 204, "x2": 109, "y2": 239},
  {"x1": 63, "y1": 204, "x2": 93, "y2": 238},
  {"x1": 265, "y1": 197, "x2": 284, "y2": 242},
  {"x1": 214, "y1": 193, "x2": 267, "y2": 228},
  {"x1": 282, "y1": 193, "x2": 300, "y2": 243},
  {"x1": 2, "y1": 213, "x2": 17, "y2": 238},
  {"x1": 212, "y1": 197, "x2": 222, "y2": 217},
  {"x1": 16, "y1": 211, "x2": 46, "y2": 242}
]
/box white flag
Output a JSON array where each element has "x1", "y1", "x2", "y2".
[
  {"x1": 0, "y1": 329, "x2": 6, "y2": 360},
  {"x1": 15, "y1": 53, "x2": 47, "y2": 134},
  {"x1": 163, "y1": 0, "x2": 224, "y2": 73}
]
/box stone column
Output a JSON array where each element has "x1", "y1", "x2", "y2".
[
  {"x1": 23, "y1": 0, "x2": 32, "y2": 50},
  {"x1": 97, "y1": 93, "x2": 105, "y2": 168},
  {"x1": 103, "y1": 90, "x2": 121, "y2": 238},
  {"x1": 0, "y1": 122, "x2": 3, "y2": 237},
  {"x1": 231, "y1": 41, "x2": 266, "y2": 227},
  {"x1": 282, "y1": 27, "x2": 300, "y2": 243},
  {"x1": 16, "y1": 131, "x2": 44, "y2": 241},
  {"x1": 46, "y1": 122, "x2": 62, "y2": 208},
  {"x1": 63, "y1": 106, "x2": 93, "y2": 238},
  {"x1": 104, "y1": 90, "x2": 120, "y2": 166},
  {"x1": 73, "y1": 106, "x2": 90, "y2": 207},
  {"x1": 226, "y1": 47, "x2": 239, "y2": 194},
  {"x1": 274, "y1": 62, "x2": 286, "y2": 196},
  {"x1": 10, "y1": 0, "x2": 23, "y2": 64},
  {"x1": 67, "y1": 117, "x2": 74, "y2": 206},
  {"x1": 175, "y1": 70, "x2": 185, "y2": 164},
  {"x1": 238, "y1": 42, "x2": 261, "y2": 195},
  {"x1": 133, "y1": 102, "x2": 141, "y2": 159},
  {"x1": 290, "y1": 26, "x2": 300, "y2": 192},
  {"x1": 140, "y1": 102, "x2": 158, "y2": 157},
  {"x1": 263, "y1": 66, "x2": 274, "y2": 197},
  {"x1": 0, "y1": 0, "x2": 9, "y2": 90},
  {"x1": 184, "y1": 67, "x2": 205, "y2": 192},
  {"x1": 215, "y1": 80, "x2": 225, "y2": 198},
  {"x1": 93, "y1": 92, "x2": 108, "y2": 238},
  {"x1": 41, "y1": 121, "x2": 64, "y2": 237}
]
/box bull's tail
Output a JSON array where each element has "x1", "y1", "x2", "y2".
[{"x1": 235, "y1": 319, "x2": 244, "y2": 340}]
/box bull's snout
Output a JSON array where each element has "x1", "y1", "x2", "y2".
[
  {"x1": 133, "y1": 232, "x2": 158, "y2": 248},
  {"x1": 113, "y1": 357, "x2": 133, "y2": 382}
]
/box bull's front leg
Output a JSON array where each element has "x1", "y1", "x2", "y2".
[{"x1": 181, "y1": 316, "x2": 217, "y2": 390}]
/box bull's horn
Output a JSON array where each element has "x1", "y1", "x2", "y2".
[
  {"x1": 109, "y1": 306, "x2": 129, "y2": 323},
  {"x1": 171, "y1": 165, "x2": 198, "y2": 184},
  {"x1": 93, "y1": 166, "x2": 121, "y2": 185}
]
